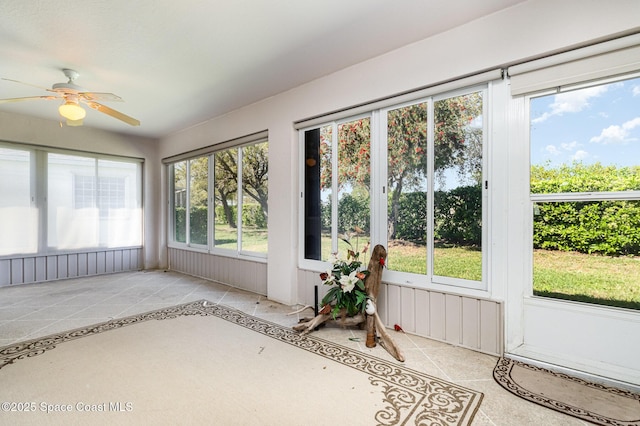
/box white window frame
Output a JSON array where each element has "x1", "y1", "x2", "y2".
[
  {"x1": 298, "y1": 83, "x2": 491, "y2": 293},
  {"x1": 525, "y1": 73, "x2": 640, "y2": 301},
  {"x1": 167, "y1": 138, "x2": 269, "y2": 260}
]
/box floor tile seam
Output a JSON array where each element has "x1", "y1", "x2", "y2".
[
  {"x1": 475, "y1": 409, "x2": 498, "y2": 426},
  {"x1": 20, "y1": 318, "x2": 67, "y2": 342},
  {"x1": 417, "y1": 347, "x2": 454, "y2": 382}
]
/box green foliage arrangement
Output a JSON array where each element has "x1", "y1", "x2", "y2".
[{"x1": 320, "y1": 243, "x2": 370, "y2": 319}]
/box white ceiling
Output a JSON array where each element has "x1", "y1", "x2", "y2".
[{"x1": 0, "y1": 0, "x2": 524, "y2": 138}]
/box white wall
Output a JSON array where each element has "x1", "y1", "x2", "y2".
[
  {"x1": 158, "y1": 0, "x2": 640, "y2": 305},
  {"x1": 0, "y1": 110, "x2": 162, "y2": 269}
]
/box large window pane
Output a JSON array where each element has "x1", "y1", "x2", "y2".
[
  {"x1": 48, "y1": 154, "x2": 142, "y2": 250},
  {"x1": 0, "y1": 147, "x2": 37, "y2": 255},
  {"x1": 97, "y1": 159, "x2": 142, "y2": 247},
  {"x1": 432, "y1": 92, "x2": 483, "y2": 281},
  {"x1": 241, "y1": 143, "x2": 268, "y2": 253},
  {"x1": 48, "y1": 153, "x2": 99, "y2": 250},
  {"x1": 338, "y1": 117, "x2": 371, "y2": 263},
  {"x1": 531, "y1": 77, "x2": 640, "y2": 191},
  {"x1": 214, "y1": 149, "x2": 238, "y2": 250},
  {"x1": 386, "y1": 102, "x2": 428, "y2": 274},
  {"x1": 189, "y1": 157, "x2": 208, "y2": 245},
  {"x1": 530, "y1": 76, "x2": 640, "y2": 309},
  {"x1": 304, "y1": 125, "x2": 333, "y2": 261},
  {"x1": 533, "y1": 200, "x2": 640, "y2": 310},
  {"x1": 173, "y1": 161, "x2": 187, "y2": 243}
]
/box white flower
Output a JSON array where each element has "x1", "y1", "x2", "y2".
[
  {"x1": 329, "y1": 252, "x2": 340, "y2": 264},
  {"x1": 339, "y1": 270, "x2": 358, "y2": 293}
]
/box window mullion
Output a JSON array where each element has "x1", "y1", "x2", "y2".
[
  {"x1": 373, "y1": 109, "x2": 386, "y2": 248},
  {"x1": 185, "y1": 160, "x2": 191, "y2": 246},
  {"x1": 331, "y1": 122, "x2": 339, "y2": 255},
  {"x1": 426, "y1": 98, "x2": 435, "y2": 278},
  {"x1": 208, "y1": 155, "x2": 214, "y2": 251},
  {"x1": 237, "y1": 147, "x2": 244, "y2": 252}
]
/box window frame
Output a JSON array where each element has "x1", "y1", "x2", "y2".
[
  {"x1": 167, "y1": 138, "x2": 269, "y2": 260},
  {"x1": 298, "y1": 84, "x2": 490, "y2": 292},
  {"x1": 0, "y1": 141, "x2": 143, "y2": 258},
  {"x1": 526, "y1": 73, "x2": 640, "y2": 301}
]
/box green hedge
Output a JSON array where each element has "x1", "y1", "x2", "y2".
[
  {"x1": 533, "y1": 200, "x2": 640, "y2": 255},
  {"x1": 532, "y1": 163, "x2": 640, "y2": 256},
  {"x1": 434, "y1": 186, "x2": 481, "y2": 246}
]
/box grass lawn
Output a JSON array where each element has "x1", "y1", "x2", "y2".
[
  {"x1": 533, "y1": 249, "x2": 640, "y2": 310},
  {"x1": 211, "y1": 227, "x2": 640, "y2": 311},
  {"x1": 214, "y1": 225, "x2": 268, "y2": 253},
  {"x1": 382, "y1": 241, "x2": 640, "y2": 311}
]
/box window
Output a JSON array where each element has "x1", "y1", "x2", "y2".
[
  {"x1": 0, "y1": 146, "x2": 37, "y2": 256},
  {"x1": 432, "y1": 92, "x2": 484, "y2": 282},
  {"x1": 173, "y1": 161, "x2": 187, "y2": 243},
  {"x1": 48, "y1": 153, "x2": 142, "y2": 250},
  {"x1": 304, "y1": 117, "x2": 372, "y2": 264},
  {"x1": 168, "y1": 138, "x2": 268, "y2": 257},
  {"x1": 301, "y1": 86, "x2": 487, "y2": 290},
  {"x1": 529, "y1": 75, "x2": 640, "y2": 310},
  {"x1": 0, "y1": 143, "x2": 142, "y2": 256},
  {"x1": 189, "y1": 157, "x2": 209, "y2": 246},
  {"x1": 214, "y1": 148, "x2": 238, "y2": 250}
]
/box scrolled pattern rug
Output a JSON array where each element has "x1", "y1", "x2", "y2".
[
  {"x1": 0, "y1": 300, "x2": 482, "y2": 425},
  {"x1": 493, "y1": 357, "x2": 640, "y2": 426}
]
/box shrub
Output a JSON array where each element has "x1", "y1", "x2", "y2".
[
  {"x1": 532, "y1": 163, "x2": 640, "y2": 256},
  {"x1": 392, "y1": 192, "x2": 427, "y2": 244},
  {"x1": 434, "y1": 186, "x2": 481, "y2": 246}
]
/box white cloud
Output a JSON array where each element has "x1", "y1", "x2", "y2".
[
  {"x1": 560, "y1": 141, "x2": 581, "y2": 151},
  {"x1": 633, "y1": 85, "x2": 640, "y2": 97},
  {"x1": 572, "y1": 150, "x2": 589, "y2": 161},
  {"x1": 532, "y1": 86, "x2": 608, "y2": 123},
  {"x1": 545, "y1": 145, "x2": 560, "y2": 155},
  {"x1": 590, "y1": 116, "x2": 640, "y2": 144}
]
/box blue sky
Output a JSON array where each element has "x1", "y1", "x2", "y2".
[{"x1": 530, "y1": 76, "x2": 640, "y2": 168}]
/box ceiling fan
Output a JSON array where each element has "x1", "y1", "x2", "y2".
[{"x1": 0, "y1": 68, "x2": 140, "y2": 127}]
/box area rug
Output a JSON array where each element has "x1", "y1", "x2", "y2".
[
  {"x1": 0, "y1": 300, "x2": 482, "y2": 425},
  {"x1": 493, "y1": 357, "x2": 640, "y2": 426}
]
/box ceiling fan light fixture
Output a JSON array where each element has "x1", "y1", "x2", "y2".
[{"x1": 59, "y1": 100, "x2": 86, "y2": 121}]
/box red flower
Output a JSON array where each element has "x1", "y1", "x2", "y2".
[
  {"x1": 320, "y1": 272, "x2": 329, "y2": 281},
  {"x1": 379, "y1": 257, "x2": 385, "y2": 267}
]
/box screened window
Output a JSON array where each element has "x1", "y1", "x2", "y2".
[
  {"x1": 530, "y1": 75, "x2": 640, "y2": 310},
  {"x1": 0, "y1": 143, "x2": 142, "y2": 256},
  {"x1": 0, "y1": 146, "x2": 37, "y2": 255},
  {"x1": 169, "y1": 138, "x2": 268, "y2": 256},
  {"x1": 301, "y1": 86, "x2": 487, "y2": 290},
  {"x1": 48, "y1": 153, "x2": 142, "y2": 250},
  {"x1": 173, "y1": 161, "x2": 187, "y2": 243},
  {"x1": 304, "y1": 117, "x2": 372, "y2": 264},
  {"x1": 214, "y1": 149, "x2": 238, "y2": 250}
]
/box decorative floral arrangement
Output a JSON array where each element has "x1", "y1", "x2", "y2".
[{"x1": 320, "y1": 242, "x2": 370, "y2": 319}]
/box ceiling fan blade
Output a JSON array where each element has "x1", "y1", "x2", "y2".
[
  {"x1": 79, "y1": 92, "x2": 123, "y2": 102},
  {"x1": 86, "y1": 101, "x2": 140, "y2": 126},
  {"x1": 0, "y1": 95, "x2": 58, "y2": 104},
  {"x1": 1, "y1": 77, "x2": 52, "y2": 92}
]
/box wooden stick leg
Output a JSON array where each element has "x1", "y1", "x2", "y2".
[
  {"x1": 374, "y1": 312, "x2": 405, "y2": 362},
  {"x1": 365, "y1": 315, "x2": 376, "y2": 347}
]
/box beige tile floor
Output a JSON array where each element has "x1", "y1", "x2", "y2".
[{"x1": 0, "y1": 270, "x2": 590, "y2": 425}]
